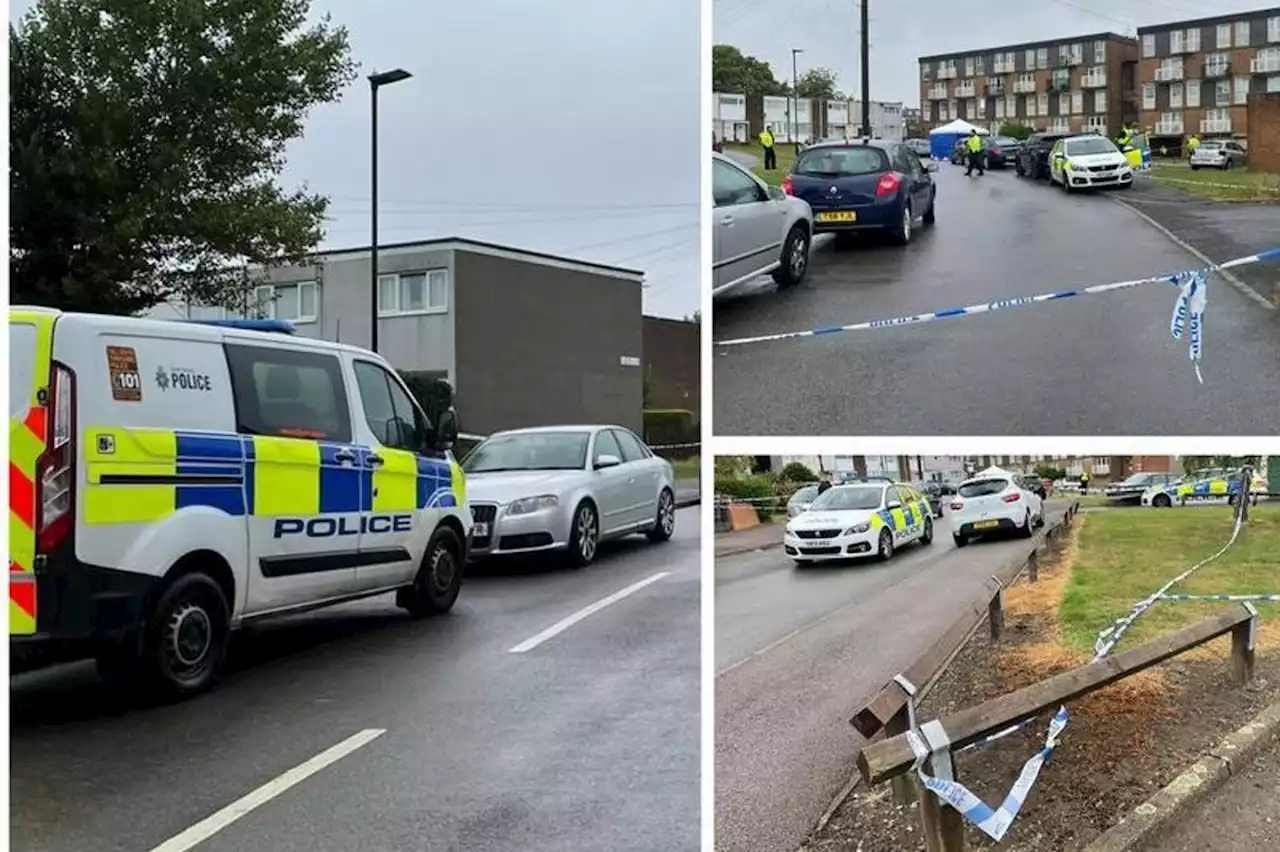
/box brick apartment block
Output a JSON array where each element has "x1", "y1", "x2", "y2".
[
  {"x1": 1137, "y1": 8, "x2": 1280, "y2": 144},
  {"x1": 1247, "y1": 91, "x2": 1280, "y2": 171},
  {"x1": 918, "y1": 33, "x2": 1139, "y2": 137}
]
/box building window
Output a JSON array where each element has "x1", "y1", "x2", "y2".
[
  {"x1": 994, "y1": 99, "x2": 1005, "y2": 119},
  {"x1": 1058, "y1": 93, "x2": 1071, "y2": 115},
  {"x1": 1142, "y1": 83, "x2": 1157, "y2": 109},
  {"x1": 964, "y1": 57, "x2": 974, "y2": 77},
  {"x1": 1071, "y1": 90, "x2": 1084, "y2": 113},
  {"x1": 974, "y1": 56, "x2": 985, "y2": 75},
  {"x1": 1025, "y1": 96, "x2": 1037, "y2": 117},
  {"x1": 1036, "y1": 47, "x2": 1048, "y2": 69},
  {"x1": 1233, "y1": 75, "x2": 1250, "y2": 105},
  {"x1": 1005, "y1": 94, "x2": 1017, "y2": 115},
  {"x1": 1236, "y1": 21, "x2": 1250, "y2": 46},
  {"x1": 1170, "y1": 83, "x2": 1183, "y2": 109},
  {"x1": 1206, "y1": 52, "x2": 1229, "y2": 76},
  {"x1": 1025, "y1": 48, "x2": 1036, "y2": 69},
  {"x1": 1215, "y1": 80, "x2": 1230, "y2": 106},
  {"x1": 1094, "y1": 89, "x2": 1107, "y2": 112},
  {"x1": 1186, "y1": 27, "x2": 1200, "y2": 53},
  {"x1": 1270, "y1": 16, "x2": 1280, "y2": 43},
  {"x1": 1170, "y1": 30, "x2": 1184, "y2": 53},
  {"x1": 1094, "y1": 40, "x2": 1106, "y2": 63},
  {"x1": 377, "y1": 269, "x2": 448, "y2": 316},
  {"x1": 921, "y1": 64, "x2": 931, "y2": 81},
  {"x1": 1142, "y1": 34, "x2": 1155, "y2": 57},
  {"x1": 1217, "y1": 23, "x2": 1232, "y2": 49},
  {"x1": 1038, "y1": 92, "x2": 1049, "y2": 114},
  {"x1": 253, "y1": 282, "x2": 318, "y2": 323},
  {"x1": 975, "y1": 97, "x2": 986, "y2": 117},
  {"x1": 1186, "y1": 78, "x2": 1201, "y2": 108}
]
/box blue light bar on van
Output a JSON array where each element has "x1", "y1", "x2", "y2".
[{"x1": 183, "y1": 318, "x2": 297, "y2": 334}]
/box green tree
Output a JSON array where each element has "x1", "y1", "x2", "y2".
[
  {"x1": 10, "y1": 0, "x2": 357, "y2": 315},
  {"x1": 713, "y1": 44, "x2": 786, "y2": 96},
  {"x1": 780, "y1": 461, "x2": 818, "y2": 482},
  {"x1": 795, "y1": 67, "x2": 841, "y2": 100},
  {"x1": 998, "y1": 122, "x2": 1035, "y2": 140}
]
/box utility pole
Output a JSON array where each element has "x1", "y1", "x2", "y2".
[
  {"x1": 791, "y1": 48, "x2": 805, "y2": 154},
  {"x1": 860, "y1": 0, "x2": 871, "y2": 137}
]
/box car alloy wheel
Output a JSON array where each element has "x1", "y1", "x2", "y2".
[
  {"x1": 660, "y1": 492, "x2": 675, "y2": 535},
  {"x1": 576, "y1": 504, "x2": 599, "y2": 562},
  {"x1": 879, "y1": 529, "x2": 893, "y2": 559},
  {"x1": 899, "y1": 205, "x2": 911, "y2": 243},
  {"x1": 789, "y1": 231, "x2": 808, "y2": 280}
]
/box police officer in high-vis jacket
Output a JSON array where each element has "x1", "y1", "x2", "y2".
[
  {"x1": 964, "y1": 129, "x2": 985, "y2": 176},
  {"x1": 759, "y1": 126, "x2": 777, "y2": 170}
]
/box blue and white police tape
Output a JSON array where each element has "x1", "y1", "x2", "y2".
[
  {"x1": 714, "y1": 247, "x2": 1280, "y2": 381},
  {"x1": 907, "y1": 707, "x2": 1069, "y2": 842},
  {"x1": 1159, "y1": 593, "x2": 1280, "y2": 603}
]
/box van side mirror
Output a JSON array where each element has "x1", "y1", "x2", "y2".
[{"x1": 432, "y1": 409, "x2": 459, "y2": 452}]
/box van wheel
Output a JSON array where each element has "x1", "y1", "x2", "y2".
[
  {"x1": 120, "y1": 572, "x2": 231, "y2": 698},
  {"x1": 772, "y1": 225, "x2": 810, "y2": 288},
  {"x1": 399, "y1": 526, "x2": 464, "y2": 617},
  {"x1": 647, "y1": 488, "x2": 676, "y2": 542},
  {"x1": 568, "y1": 501, "x2": 600, "y2": 568}
]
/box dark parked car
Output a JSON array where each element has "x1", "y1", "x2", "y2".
[
  {"x1": 985, "y1": 136, "x2": 1022, "y2": 169},
  {"x1": 1015, "y1": 131, "x2": 1071, "y2": 180},
  {"x1": 905, "y1": 137, "x2": 931, "y2": 158},
  {"x1": 916, "y1": 482, "x2": 945, "y2": 517},
  {"x1": 1016, "y1": 474, "x2": 1048, "y2": 501},
  {"x1": 1105, "y1": 472, "x2": 1181, "y2": 505},
  {"x1": 783, "y1": 139, "x2": 939, "y2": 246}
]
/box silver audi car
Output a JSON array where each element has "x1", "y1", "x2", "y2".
[{"x1": 463, "y1": 425, "x2": 677, "y2": 566}]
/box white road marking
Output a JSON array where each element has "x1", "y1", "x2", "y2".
[
  {"x1": 147, "y1": 728, "x2": 386, "y2": 852},
  {"x1": 509, "y1": 571, "x2": 671, "y2": 653}
]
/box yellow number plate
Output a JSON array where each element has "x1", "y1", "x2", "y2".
[
  {"x1": 974, "y1": 520, "x2": 1000, "y2": 530},
  {"x1": 816, "y1": 211, "x2": 856, "y2": 223}
]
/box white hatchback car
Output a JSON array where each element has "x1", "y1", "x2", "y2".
[
  {"x1": 712, "y1": 152, "x2": 814, "y2": 297},
  {"x1": 949, "y1": 467, "x2": 1044, "y2": 547},
  {"x1": 783, "y1": 481, "x2": 935, "y2": 566},
  {"x1": 1048, "y1": 135, "x2": 1133, "y2": 192}
]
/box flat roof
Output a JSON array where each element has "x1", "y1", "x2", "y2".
[
  {"x1": 317, "y1": 235, "x2": 644, "y2": 281},
  {"x1": 919, "y1": 31, "x2": 1135, "y2": 63},
  {"x1": 1137, "y1": 7, "x2": 1280, "y2": 34}
]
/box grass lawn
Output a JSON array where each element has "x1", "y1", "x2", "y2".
[
  {"x1": 1059, "y1": 492, "x2": 1111, "y2": 508},
  {"x1": 1058, "y1": 504, "x2": 1280, "y2": 652},
  {"x1": 723, "y1": 141, "x2": 799, "y2": 187},
  {"x1": 671, "y1": 456, "x2": 700, "y2": 481},
  {"x1": 1149, "y1": 160, "x2": 1280, "y2": 201}
]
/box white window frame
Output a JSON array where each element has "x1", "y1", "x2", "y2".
[
  {"x1": 1025, "y1": 96, "x2": 1037, "y2": 118},
  {"x1": 255, "y1": 281, "x2": 318, "y2": 323},
  {"x1": 1214, "y1": 79, "x2": 1231, "y2": 107},
  {"x1": 1233, "y1": 75, "x2": 1250, "y2": 105},
  {"x1": 1038, "y1": 92, "x2": 1049, "y2": 114},
  {"x1": 1186, "y1": 78, "x2": 1201, "y2": 108},
  {"x1": 1236, "y1": 21, "x2": 1250, "y2": 46},
  {"x1": 1004, "y1": 94, "x2": 1017, "y2": 116},
  {"x1": 1186, "y1": 28, "x2": 1200, "y2": 53},
  {"x1": 964, "y1": 57, "x2": 974, "y2": 77},
  {"x1": 1142, "y1": 83, "x2": 1157, "y2": 110},
  {"x1": 1071, "y1": 90, "x2": 1084, "y2": 114},
  {"x1": 377, "y1": 269, "x2": 449, "y2": 317},
  {"x1": 1093, "y1": 40, "x2": 1106, "y2": 64},
  {"x1": 994, "y1": 99, "x2": 1005, "y2": 119},
  {"x1": 1142, "y1": 34, "x2": 1155, "y2": 58},
  {"x1": 1058, "y1": 93, "x2": 1071, "y2": 115},
  {"x1": 1025, "y1": 48, "x2": 1036, "y2": 69},
  {"x1": 1206, "y1": 52, "x2": 1229, "y2": 76},
  {"x1": 1037, "y1": 47, "x2": 1049, "y2": 69},
  {"x1": 1269, "y1": 16, "x2": 1280, "y2": 43},
  {"x1": 1170, "y1": 30, "x2": 1185, "y2": 54},
  {"x1": 1093, "y1": 89, "x2": 1107, "y2": 112},
  {"x1": 1170, "y1": 82, "x2": 1184, "y2": 109},
  {"x1": 1218, "y1": 23, "x2": 1232, "y2": 49}
]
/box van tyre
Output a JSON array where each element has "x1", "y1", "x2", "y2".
[
  {"x1": 399, "y1": 526, "x2": 464, "y2": 617},
  {"x1": 647, "y1": 488, "x2": 676, "y2": 543},
  {"x1": 568, "y1": 501, "x2": 600, "y2": 568},
  {"x1": 772, "y1": 225, "x2": 810, "y2": 288},
  {"x1": 110, "y1": 572, "x2": 230, "y2": 698}
]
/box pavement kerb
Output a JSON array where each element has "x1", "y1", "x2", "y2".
[
  {"x1": 1106, "y1": 193, "x2": 1275, "y2": 312},
  {"x1": 675, "y1": 495, "x2": 700, "y2": 509},
  {"x1": 715, "y1": 537, "x2": 782, "y2": 559},
  {"x1": 1082, "y1": 696, "x2": 1280, "y2": 852}
]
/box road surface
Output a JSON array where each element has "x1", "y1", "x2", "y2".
[
  {"x1": 1160, "y1": 730, "x2": 1280, "y2": 852},
  {"x1": 714, "y1": 501, "x2": 1069, "y2": 852},
  {"x1": 11, "y1": 508, "x2": 700, "y2": 852},
  {"x1": 712, "y1": 165, "x2": 1280, "y2": 435}
]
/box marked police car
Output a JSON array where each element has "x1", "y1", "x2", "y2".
[
  {"x1": 783, "y1": 480, "x2": 934, "y2": 567},
  {"x1": 9, "y1": 307, "x2": 471, "y2": 697},
  {"x1": 1141, "y1": 469, "x2": 1267, "y2": 508}
]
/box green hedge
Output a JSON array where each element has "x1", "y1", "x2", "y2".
[
  {"x1": 716, "y1": 474, "x2": 783, "y2": 519},
  {"x1": 644, "y1": 408, "x2": 697, "y2": 455},
  {"x1": 399, "y1": 371, "x2": 453, "y2": 427}
]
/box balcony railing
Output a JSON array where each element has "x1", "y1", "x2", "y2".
[
  {"x1": 993, "y1": 61, "x2": 1015, "y2": 74},
  {"x1": 926, "y1": 86, "x2": 948, "y2": 100},
  {"x1": 1168, "y1": 40, "x2": 1200, "y2": 55},
  {"x1": 1081, "y1": 71, "x2": 1107, "y2": 88},
  {"x1": 1252, "y1": 53, "x2": 1280, "y2": 74},
  {"x1": 1013, "y1": 78, "x2": 1037, "y2": 93},
  {"x1": 1204, "y1": 61, "x2": 1231, "y2": 78},
  {"x1": 986, "y1": 82, "x2": 1006, "y2": 96},
  {"x1": 954, "y1": 81, "x2": 976, "y2": 97},
  {"x1": 937, "y1": 66, "x2": 958, "y2": 79},
  {"x1": 1154, "y1": 119, "x2": 1184, "y2": 135},
  {"x1": 1154, "y1": 65, "x2": 1185, "y2": 82},
  {"x1": 1047, "y1": 79, "x2": 1071, "y2": 92},
  {"x1": 1200, "y1": 117, "x2": 1232, "y2": 134}
]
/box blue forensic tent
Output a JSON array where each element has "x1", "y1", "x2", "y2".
[{"x1": 928, "y1": 119, "x2": 989, "y2": 159}]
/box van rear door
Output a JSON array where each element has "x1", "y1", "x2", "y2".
[{"x1": 9, "y1": 312, "x2": 54, "y2": 636}]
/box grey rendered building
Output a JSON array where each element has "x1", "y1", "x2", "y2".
[{"x1": 160, "y1": 237, "x2": 647, "y2": 436}]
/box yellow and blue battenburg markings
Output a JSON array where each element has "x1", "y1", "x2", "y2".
[
  {"x1": 83, "y1": 427, "x2": 462, "y2": 524},
  {"x1": 874, "y1": 499, "x2": 928, "y2": 532}
]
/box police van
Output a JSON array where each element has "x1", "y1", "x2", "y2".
[{"x1": 9, "y1": 306, "x2": 471, "y2": 696}]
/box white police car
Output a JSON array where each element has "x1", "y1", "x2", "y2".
[{"x1": 783, "y1": 480, "x2": 934, "y2": 566}]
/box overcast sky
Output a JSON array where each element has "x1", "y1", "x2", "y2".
[
  {"x1": 714, "y1": 0, "x2": 1280, "y2": 106},
  {"x1": 11, "y1": 0, "x2": 700, "y2": 319}
]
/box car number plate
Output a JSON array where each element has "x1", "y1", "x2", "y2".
[
  {"x1": 473, "y1": 522, "x2": 489, "y2": 537},
  {"x1": 974, "y1": 520, "x2": 999, "y2": 530},
  {"x1": 816, "y1": 211, "x2": 856, "y2": 222}
]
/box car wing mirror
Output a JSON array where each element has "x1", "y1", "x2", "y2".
[
  {"x1": 594, "y1": 453, "x2": 622, "y2": 470},
  {"x1": 767, "y1": 185, "x2": 786, "y2": 201},
  {"x1": 887, "y1": 500, "x2": 902, "y2": 509}
]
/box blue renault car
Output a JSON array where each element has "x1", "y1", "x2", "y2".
[{"x1": 782, "y1": 139, "x2": 938, "y2": 245}]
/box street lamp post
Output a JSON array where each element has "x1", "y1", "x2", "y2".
[
  {"x1": 368, "y1": 67, "x2": 412, "y2": 354},
  {"x1": 791, "y1": 48, "x2": 804, "y2": 154}
]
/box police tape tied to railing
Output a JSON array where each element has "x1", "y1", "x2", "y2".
[
  {"x1": 902, "y1": 495, "x2": 1255, "y2": 842},
  {"x1": 714, "y1": 247, "x2": 1280, "y2": 385}
]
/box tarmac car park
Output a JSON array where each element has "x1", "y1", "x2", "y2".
[{"x1": 782, "y1": 480, "x2": 935, "y2": 566}]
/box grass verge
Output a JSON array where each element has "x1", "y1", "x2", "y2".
[
  {"x1": 723, "y1": 141, "x2": 798, "y2": 187},
  {"x1": 1149, "y1": 161, "x2": 1280, "y2": 201},
  {"x1": 1059, "y1": 504, "x2": 1280, "y2": 652},
  {"x1": 671, "y1": 456, "x2": 699, "y2": 481}
]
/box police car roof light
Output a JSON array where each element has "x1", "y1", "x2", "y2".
[{"x1": 182, "y1": 318, "x2": 297, "y2": 334}]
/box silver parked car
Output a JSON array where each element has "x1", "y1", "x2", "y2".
[
  {"x1": 1189, "y1": 140, "x2": 1247, "y2": 170},
  {"x1": 463, "y1": 425, "x2": 676, "y2": 567},
  {"x1": 712, "y1": 151, "x2": 814, "y2": 297},
  {"x1": 786, "y1": 484, "x2": 819, "y2": 518}
]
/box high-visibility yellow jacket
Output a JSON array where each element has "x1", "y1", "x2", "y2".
[
  {"x1": 759, "y1": 129, "x2": 774, "y2": 148},
  {"x1": 965, "y1": 135, "x2": 982, "y2": 153}
]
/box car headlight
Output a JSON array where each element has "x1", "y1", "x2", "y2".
[
  {"x1": 505, "y1": 494, "x2": 559, "y2": 515},
  {"x1": 844, "y1": 522, "x2": 871, "y2": 535}
]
